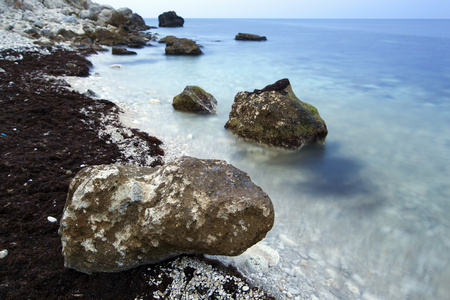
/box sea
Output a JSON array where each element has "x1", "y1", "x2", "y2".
[{"x1": 66, "y1": 19, "x2": 450, "y2": 299}]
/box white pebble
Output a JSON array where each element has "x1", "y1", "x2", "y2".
[
  {"x1": 149, "y1": 98, "x2": 161, "y2": 104},
  {"x1": 346, "y1": 281, "x2": 361, "y2": 295},
  {"x1": 47, "y1": 216, "x2": 58, "y2": 223},
  {"x1": 242, "y1": 285, "x2": 249, "y2": 291},
  {"x1": 110, "y1": 64, "x2": 124, "y2": 69},
  {"x1": 0, "y1": 249, "x2": 8, "y2": 259},
  {"x1": 280, "y1": 233, "x2": 298, "y2": 247}
]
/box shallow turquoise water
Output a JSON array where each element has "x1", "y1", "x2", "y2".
[{"x1": 72, "y1": 19, "x2": 450, "y2": 299}]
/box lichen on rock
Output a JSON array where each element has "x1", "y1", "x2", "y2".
[
  {"x1": 225, "y1": 78, "x2": 328, "y2": 150},
  {"x1": 59, "y1": 156, "x2": 274, "y2": 274}
]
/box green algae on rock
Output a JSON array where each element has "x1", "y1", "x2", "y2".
[
  {"x1": 173, "y1": 85, "x2": 218, "y2": 114},
  {"x1": 225, "y1": 79, "x2": 328, "y2": 150}
]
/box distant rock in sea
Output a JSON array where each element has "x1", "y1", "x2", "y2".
[
  {"x1": 158, "y1": 11, "x2": 184, "y2": 27},
  {"x1": 235, "y1": 33, "x2": 267, "y2": 41},
  {"x1": 161, "y1": 35, "x2": 203, "y2": 55},
  {"x1": 225, "y1": 78, "x2": 328, "y2": 150}
]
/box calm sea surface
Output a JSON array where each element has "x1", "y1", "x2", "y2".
[{"x1": 70, "y1": 19, "x2": 450, "y2": 299}]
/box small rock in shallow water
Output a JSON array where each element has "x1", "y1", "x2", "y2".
[
  {"x1": 149, "y1": 98, "x2": 161, "y2": 104},
  {"x1": 110, "y1": 64, "x2": 124, "y2": 69},
  {"x1": 0, "y1": 249, "x2": 8, "y2": 259},
  {"x1": 111, "y1": 47, "x2": 137, "y2": 55}
]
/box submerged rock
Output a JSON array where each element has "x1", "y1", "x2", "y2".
[
  {"x1": 111, "y1": 47, "x2": 137, "y2": 55},
  {"x1": 225, "y1": 79, "x2": 328, "y2": 150},
  {"x1": 59, "y1": 156, "x2": 274, "y2": 274},
  {"x1": 162, "y1": 35, "x2": 203, "y2": 55},
  {"x1": 235, "y1": 33, "x2": 267, "y2": 41},
  {"x1": 173, "y1": 86, "x2": 218, "y2": 114},
  {"x1": 158, "y1": 11, "x2": 184, "y2": 27}
]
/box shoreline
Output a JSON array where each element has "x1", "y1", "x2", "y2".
[
  {"x1": 0, "y1": 3, "x2": 277, "y2": 297},
  {"x1": 0, "y1": 37, "x2": 275, "y2": 300}
]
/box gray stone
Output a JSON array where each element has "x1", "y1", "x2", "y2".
[
  {"x1": 22, "y1": 11, "x2": 36, "y2": 22},
  {"x1": 96, "y1": 8, "x2": 113, "y2": 26},
  {"x1": 83, "y1": 89, "x2": 98, "y2": 98},
  {"x1": 158, "y1": 11, "x2": 184, "y2": 27},
  {"x1": 59, "y1": 156, "x2": 274, "y2": 274},
  {"x1": 163, "y1": 35, "x2": 203, "y2": 55},
  {"x1": 61, "y1": 15, "x2": 78, "y2": 24},
  {"x1": 79, "y1": 9, "x2": 97, "y2": 20},
  {"x1": 24, "y1": 27, "x2": 40, "y2": 38},
  {"x1": 225, "y1": 78, "x2": 328, "y2": 150},
  {"x1": 173, "y1": 86, "x2": 217, "y2": 114},
  {"x1": 40, "y1": 29, "x2": 53, "y2": 38},
  {"x1": 33, "y1": 20, "x2": 45, "y2": 28},
  {"x1": 235, "y1": 33, "x2": 267, "y2": 41}
]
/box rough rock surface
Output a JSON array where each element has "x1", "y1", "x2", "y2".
[
  {"x1": 225, "y1": 78, "x2": 328, "y2": 150},
  {"x1": 235, "y1": 33, "x2": 267, "y2": 41},
  {"x1": 161, "y1": 35, "x2": 203, "y2": 55},
  {"x1": 59, "y1": 156, "x2": 274, "y2": 274},
  {"x1": 158, "y1": 11, "x2": 184, "y2": 27},
  {"x1": 0, "y1": 0, "x2": 152, "y2": 49},
  {"x1": 173, "y1": 86, "x2": 218, "y2": 114}
]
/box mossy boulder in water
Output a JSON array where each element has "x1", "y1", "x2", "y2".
[
  {"x1": 173, "y1": 86, "x2": 218, "y2": 114},
  {"x1": 225, "y1": 79, "x2": 328, "y2": 150},
  {"x1": 162, "y1": 36, "x2": 203, "y2": 55}
]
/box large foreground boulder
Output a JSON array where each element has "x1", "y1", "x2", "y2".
[
  {"x1": 158, "y1": 11, "x2": 184, "y2": 27},
  {"x1": 225, "y1": 79, "x2": 328, "y2": 150},
  {"x1": 59, "y1": 156, "x2": 274, "y2": 274},
  {"x1": 161, "y1": 35, "x2": 203, "y2": 55},
  {"x1": 173, "y1": 86, "x2": 218, "y2": 114}
]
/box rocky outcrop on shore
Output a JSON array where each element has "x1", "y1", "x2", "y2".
[
  {"x1": 225, "y1": 78, "x2": 328, "y2": 150},
  {"x1": 159, "y1": 35, "x2": 203, "y2": 55},
  {"x1": 173, "y1": 86, "x2": 218, "y2": 114},
  {"x1": 0, "y1": 0, "x2": 152, "y2": 49},
  {"x1": 59, "y1": 156, "x2": 274, "y2": 274},
  {"x1": 158, "y1": 11, "x2": 184, "y2": 27},
  {"x1": 235, "y1": 33, "x2": 267, "y2": 41}
]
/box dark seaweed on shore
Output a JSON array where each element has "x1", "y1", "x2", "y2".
[{"x1": 0, "y1": 47, "x2": 273, "y2": 299}]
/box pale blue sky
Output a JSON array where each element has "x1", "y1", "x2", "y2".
[{"x1": 95, "y1": 0, "x2": 450, "y2": 19}]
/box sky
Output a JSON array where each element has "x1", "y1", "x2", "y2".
[{"x1": 94, "y1": 0, "x2": 450, "y2": 19}]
